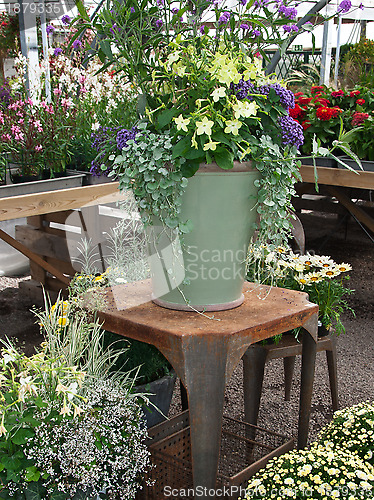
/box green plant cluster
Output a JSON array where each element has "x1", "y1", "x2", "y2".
[
  {"x1": 344, "y1": 38, "x2": 374, "y2": 87},
  {"x1": 109, "y1": 125, "x2": 190, "y2": 232}
]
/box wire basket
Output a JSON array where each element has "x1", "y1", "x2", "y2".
[{"x1": 138, "y1": 410, "x2": 294, "y2": 500}]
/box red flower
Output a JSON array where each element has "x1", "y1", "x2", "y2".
[
  {"x1": 350, "y1": 90, "x2": 360, "y2": 96},
  {"x1": 331, "y1": 90, "x2": 345, "y2": 98},
  {"x1": 289, "y1": 104, "x2": 305, "y2": 120},
  {"x1": 314, "y1": 97, "x2": 331, "y2": 107},
  {"x1": 330, "y1": 107, "x2": 343, "y2": 118},
  {"x1": 294, "y1": 92, "x2": 304, "y2": 97},
  {"x1": 311, "y1": 86, "x2": 325, "y2": 94},
  {"x1": 316, "y1": 106, "x2": 333, "y2": 121},
  {"x1": 356, "y1": 99, "x2": 365, "y2": 105},
  {"x1": 352, "y1": 111, "x2": 369, "y2": 127},
  {"x1": 301, "y1": 120, "x2": 311, "y2": 130},
  {"x1": 297, "y1": 96, "x2": 312, "y2": 106}
]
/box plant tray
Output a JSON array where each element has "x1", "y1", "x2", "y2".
[
  {"x1": 0, "y1": 173, "x2": 86, "y2": 199},
  {"x1": 138, "y1": 410, "x2": 294, "y2": 500},
  {"x1": 336, "y1": 156, "x2": 374, "y2": 172}
]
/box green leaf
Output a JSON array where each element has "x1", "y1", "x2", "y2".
[
  {"x1": 172, "y1": 137, "x2": 190, "y2": 159},
  {"x1": 213, "y1": 149, "x2": 234, "y2": 170},
  {"x1": 24, "y1": 480, "x2": 48, "y2": 500},
  {"x1": 12, "y1": 428, "x2": 34, "y2": 445},
  {"x1": 74, "y1": 0, "x2": 89, "y2": 20},
  {"x1": 181, "y1": 161, "x2": 200, "y2": 178},
  {"x1": 179, "y1": 220, "x2": 194, "y2": 233},
  {"x1": 25, "y1": 466, "x2": 41, "y2": 482},
  {"x1": 1, "y1": 455, "x2": 21, "y2": 471},
  {"x1": 157, "y1": 108, "x2": 177, "y2": 129}
]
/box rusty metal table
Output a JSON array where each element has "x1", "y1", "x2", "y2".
[{"x1": 95, "y1": 280, "x2": 318, "y2": 498}]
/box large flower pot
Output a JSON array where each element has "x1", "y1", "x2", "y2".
[{"x1": 148, "y1": 162, "x2": 260, "y2": 311}]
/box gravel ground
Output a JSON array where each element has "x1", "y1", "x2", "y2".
[{"x1": 0, "y1": 210, "x2": 373, "y2": 445}]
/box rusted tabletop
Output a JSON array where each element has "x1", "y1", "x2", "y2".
[{"x1": 94, "y1": 280, "x2": 318, "y2": 499}]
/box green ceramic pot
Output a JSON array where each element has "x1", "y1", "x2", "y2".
[{"x1": 148, "y1": 162, "x2": 260, "y2": 311}]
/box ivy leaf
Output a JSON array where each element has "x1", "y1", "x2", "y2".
[{"x1": 25, "y1": 466, "x2": 41, "y2": 483}]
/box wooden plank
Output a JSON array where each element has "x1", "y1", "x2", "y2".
[
  {"x1": 27, "y1": 215, "x2": 43, "y2": 227},
  {"x1": 293, "y1": 197, "x2": 345, "y2": 215},
  {"x1": 300, "y1": 165, "x2": 374, "y2": 190},
  {"x1": 0, "y1": 183, "x2": 127, "y2": 222},
  {"x1": 30, "y1": 260, "x2": 47, "y2": 285},
  {"x1": 46, "y1": 256, "x2": 78, "y2": 276},
  {"x1": 15, "y1": 225, "x2": 71, "y2": 262},
  {"x1": 326, "y1": 186, "x2": 374, "y2": 233},
  {"x1": 0, "y1": 228, "x2": 70, "y2": 285}
]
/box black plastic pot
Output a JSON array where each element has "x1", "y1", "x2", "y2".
[{"x1": 135, "y1": 371, "x2": 177, "y2": 428}]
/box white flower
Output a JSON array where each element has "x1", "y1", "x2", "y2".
[
  {"x1": 92, "y1": 122, "x2": 100, "y2": 131},
  {"x1": 174, "y1": 114, "x2": 190, "y2": 132},
  {"x1": 232, "y1": 100, "x2": 258, "y2": 119},
  {"x1": 224, "y1": 119, "x2": 242, "y2": 135}
]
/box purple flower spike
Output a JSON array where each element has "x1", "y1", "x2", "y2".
[
  {"x1": 61, "y1": 15, "x2": 71, "y2": 25},
  {"x1": 54, "y1": 47, "x2": 63, "y2": 56},
  {"x1": 72, "y1": 39, "x2": 82, "y2": 48},
  {"x1": 338, "y1": 0, "x2": 351, "y2": 13},
  {"x1": 200, "y1": 25, "x2": 206, "y2": 34},
  {"x1": 155, "y1": 18, "x2": 163, "y2": 28},
  {"x1": 240, "y1": 0, "x2": 248, "y2": 5},
  {"x1": 240, "y1": 23, "x2": 250, "y2": 30},
  {"x1": 252, "y1": 29, "x2": 261, "y2": 37},
  {"x1": 359, "y1": 2, "x2": 364, "y2": 9},
  {"x1": 46, "y1": 25, "x2": 55, "y2": 34},
  {"x1": 172, "y1": 7, "x2": 179, "y2": 13},
  {"x1": 283, "y1": 24, "x2": 292, "y2": 33},
  {"x1": 130, "y1": 6, "x2": 135, "y2": 12},
  {"x1": 219, "y1": 11, "x2": 231, "y2": 25}
]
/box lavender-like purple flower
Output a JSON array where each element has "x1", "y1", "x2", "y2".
[
  {"x1": 171, "y1": 7, "x2": 179, "y2": 13},
  {"x1": 157, "y1": 0, "x2": 164, "y2": 5},
  {"x1": 279, "y1": 115, "x2": 304, "y2": 149},
  {"x1": 253, "y1": 0, "x2": 269, "y2": 7},
  {"x1": 200, "y1": 25, "x2": 206, "y2": 34},
  {"x1": 240, "y1": 0, "x2": 248, "y2": 5},
  {"x1": 72, "y1": 39, "x2": 82, "y2": 48},
  {"x1": 116, "y1": 127, "x2": 138, "y2": 150},
  {"x1": 252, "y1": 29, "x2": 261, "y2": 37},
  {"x1": 54, "y1": 47, "x2": 63, "y2": 56},
  {"x1": 155, "y1": 18, "x2": 163, "y2": 28},
  {"x1": 61, "y1": 15, "x2": 71, "y2": 25},
  {"x1": 46, "y1": 25, "x2": 55, "y2": 34},
  {"x1": 109, "y1": 23, "x2": 122, "y2": 34},
  {"x1": 278, "y1": 4, "x2": 297, "y2": 19},
  {"x1": 240, "y1": 23, "x2": 250, "y2": 30},
  {"x1": 283, "y1": 24, "x2": 292, "y2": 33},
  {"x1": 130, "y1": 6, "x2": 135, "y2": 12},
  {"x1": 230, "y1": 78, "x2": 255, "y2": 100},
  {"x1": 219, "y1": 11, "x2": 231, "y2": 25},
  {"x1": 338, "y1": 0, "x2": 351, "y2": 12},
  {"x1": 359, "y1": 2, "x2": 364, "y2": 9}
]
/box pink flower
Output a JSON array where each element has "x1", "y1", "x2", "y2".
[
  {"x1": 78, "y1": 75, "x2": 86, "y2": 85},
  {"x1": 18, "y1": 119, "x2": 24, "y2": 125},
  {"x1": 61, "y1": 98, "x2": 72, "y2": 108},
  {"x1": 1, "y1": 133, "x2": 11, "y2": 141},
  {"x1": 53, "y1": 88, "x2": 62, "y2": 96},
  {"x1": 35, "y1": 145, "x2": 43, "y2": 152}
]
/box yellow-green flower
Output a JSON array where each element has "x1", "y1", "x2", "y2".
[
  {"x1": 233, "y1": 100, "x2": 258, "y2": 119},
  {"x1": 196, "y1": 116, "x2": 214, "y2": 136},
  {"x1": 211, "y1": 87, "x2": 226, "y2": 102},
  {"x1": 224, "y1": 119, "x2": 242, "y2": 135},
  {"x1": 203, "y1": 141, "x2": 220, "y2": 151},
  {"x1": 174, "y1": 114, "x2": 191, "y2": 132}
]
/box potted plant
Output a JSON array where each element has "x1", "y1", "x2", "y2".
[
  {"x1": 0, "y1": 297, "x2": 151, "y2": 499},
  {"x1": 72, "y1": 0, "x2": 357, "y2": 312}
]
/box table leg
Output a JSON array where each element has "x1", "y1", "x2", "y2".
[
  {"x1": 298, "y1": 325, "x2": 317, "y2": 449},
  {"x1": 177, "y1": 337, "x2": 231, "y2": 498},
  {"x1": 242, "y1": 346, "x2": 267, "y2": 427}
]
